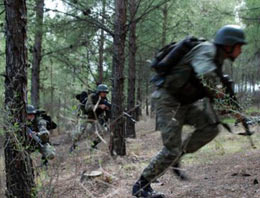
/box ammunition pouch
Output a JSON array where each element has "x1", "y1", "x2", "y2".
[{"x1": 174, "y1": 82, "x2": 206, "y2": 105}]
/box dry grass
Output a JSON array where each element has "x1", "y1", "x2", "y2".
[{"x1": 1, "y1": 116, "x2": 260, "y2": 198}]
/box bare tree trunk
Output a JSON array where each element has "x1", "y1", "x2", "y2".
[
  {"x1": 50, "y1": 62, "x2": 54, "y2": 117},
  {"x1": 31, "y1": 0, "x2": 44, "y2": 108},
  {"x1": 4, "y1": 0, "x2": 36, "y2": 197},
  {"x1": 161, "y1": 3, "x2": 168, "y2": 47},
  {"x1": 57, "y1": 96, "x2": 61, "y2": 135},
  {"x1": 136, "y1": 60, "x2": 142, "y2": 121},
  {"x1": 110, "y1": 0, "x2": 127, "y2": 156},
  {"x1": 126, "y1": 0, "x2": 137, "y2": 138},
  {"x1": 98, "y1": 0, "x2": 106, "y2": 84},
  {"x1": 145, "y1": 79, "x2": 149, "y2": 116}
]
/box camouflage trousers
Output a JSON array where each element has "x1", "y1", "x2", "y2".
[
  {"x1": 28, "y1": 132, "x2": 55, "y2": 160},
  {"x1": 142, "y1": 89, "x2": 219, "y2": 182},
  {"x1": 39, "y1": 143, "x2": 55, "y2": 160},
  {"x1": 72, "y1": 116, "x2": 108, "y2": 147}
]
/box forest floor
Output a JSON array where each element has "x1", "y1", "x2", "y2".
[{"x1": 1, "y1": 115, "x2": 260, "y2": 198}]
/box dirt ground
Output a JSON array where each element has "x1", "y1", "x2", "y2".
[{"x1": 1, "y1": 116, "x2": 260, "y2": 198}]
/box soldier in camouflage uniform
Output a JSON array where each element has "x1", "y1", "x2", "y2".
[
  {"x1": 26, "y1": 105, "x2": 56, "y2": 166},
  {"x1": 132, "y1": 25, "x2": 247, "y2": 197},
  {"x1": 70, "y1": 84, "x2": 111, "y2": 152}
]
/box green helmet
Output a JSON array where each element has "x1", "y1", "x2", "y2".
[
  {"x1": 26, "y1": 104, "x2": 37, "y2": 114},
  {"x1": 214, "y1": 25, "x2": 247, "y2": 46},
  {"x1": 96, "y1": 84, "x2": 109, "y2": 93}
]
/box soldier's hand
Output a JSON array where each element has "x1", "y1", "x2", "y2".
[
  {"x1": 234, "y1": 113, "x2": 244, "y2": 122},
  {"x1": 99, "y1": 104, "x2": 108, "y2": 110},
  {"x1": 29, "y1": 131, "x2": 37, "y2": 138}
]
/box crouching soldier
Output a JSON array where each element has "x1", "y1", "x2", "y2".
[
  {"x1": 132, "y1": 25, "x2": 247, "y2": 197},
  {"x1": 26, "y1": 105, "x2": 56, "y2": 167},
  {"x1": 70, "y1": 84, "x2": 111, "y2": 152}
]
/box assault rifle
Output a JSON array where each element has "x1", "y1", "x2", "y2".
[
  {"x1": 244, "y1": 116, "x2": 260, "y2": 126},
  {"x1": 26, "y1": 127, "x2": 44, "y2": 148},
  {"x1": 220, "y1": 74, "x2": 255, "y2": 148},
  {"x1": 123, "y1": 112, "x2": 137, "y2": 123},
  {"x1": 100, "y1": 100, "x2": 136, "y2": 123}
]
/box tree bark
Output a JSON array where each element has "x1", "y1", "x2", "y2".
[
  {"x1": 31, "y1": 0, "x2": 44, "y2": 108},
  {"x1": 145, "y1": 78, "x2": 149, "y2": 116},
  {"x1": 50, "y1": 62, "x2": 54, "y2": 117},
  {"x1": 98, "y1": 0, "x2": 106, "y2": 84},
  {"x1": 4, "y1": 0, "x2": 36, "y2": 197},
  {"x1": 136, "y1": 60, "x2": 142, "y2": 121},
  {"x1": 161, "y1": 3, "x2": 168, "y2": 47},
  {"x1": 110, "y1": 0, "x2": 128, "y2": 156},
  {"x1": 126, "y1": 0, "x2": 137, "y2": 138}
]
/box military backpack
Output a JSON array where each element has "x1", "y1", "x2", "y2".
[
  {"x1": 36, "y1": 110, "x2": 57, "y2": 130},
  {"x1": 150, "y1": 36, "x2": 206, "y2": 87},
  {"x1": 75, "y1": 91, "x2": 89, "y2": 115}
]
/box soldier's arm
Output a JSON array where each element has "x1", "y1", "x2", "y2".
[
  {"x1": 85, "y1": 94, "x2": 95, "y2": 112},
  {"x1": 36, "y1": 116, "x2": 48, "y2": 132},
  {"x1": 190, "y1": 43, "x2": 221, "y2": 99},
  {"x1": 36, "y1": 116, "x2": 50, "y2": 143},
  {"x1": 190, "y1": 42, "x2": 217, "y2": 76}
]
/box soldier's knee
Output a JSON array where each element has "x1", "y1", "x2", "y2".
[
  {"x1": 158, "y1": 115, "x2": 178, "y2": 129},
  {"x1": 160, "y1": 119, "x2": 182, "y2": 149},
  {"x1": 205, "y1": 124, "x2": 219, "y2": 139},
  {"x1": 163, "y1": 145, "x2": 182, "y2": 159},
  {"x1": 41, "y1": 143, "x2": 56, "y2": 160}
]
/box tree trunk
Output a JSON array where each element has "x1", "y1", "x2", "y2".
[
  {"x1": 4, "y1": 0, "x2": 36, "y2": 197},
  {"x1": 161, "y1": 3, "x2": 168, "y2": 47},
  {"x1": 126, "y1": 0, "x2": 137, "y2": 138},
  {"x1": 136, "y1": 61, "x2": 142, "y2": 121},
  {"x1": 145, "y1": 79, "x2": 149, "y2": 116},
  {"x1": 110, "y1": 0, "x2": 127, "y2": 156},
  {"x1": 98, "y1": 0, "x2": 106, "y2": 84},
  {"x1": 50, "y1": 62, "x2": 54, "y2": 117},
  {"x1": 31, "y1": 0, "x2": 44, "y2": 108}
]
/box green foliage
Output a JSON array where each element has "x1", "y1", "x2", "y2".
[
  {"x1": 1, "y1": 0, "x2": 260, "y2": 131},
  {"x1": 222, "y1": 117, "x2": 236, "y2": 124}
]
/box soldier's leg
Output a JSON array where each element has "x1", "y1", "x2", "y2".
[
  {"x1": 91, "y1": 120, "x2": 108, "y2": 149},
  {"x1": 41, "y1": 156, "x2": 48, "y2": 167},
  {"x1": 39, "y1": 143, "x2": 55, "y2": 160},
  {"x1": 70, "y1": 119, "x2": 88, "y2": 152},
  {"x1": 133, "y1": 89, "x2": 186, "y2": 197},
  {"x1": 182, "y1": 101, "x2": 219, "y2": 154}
]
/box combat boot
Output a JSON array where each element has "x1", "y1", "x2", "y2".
[
  {"x1": 41, "y1": 157, "x2": 48, "y2": 169},
  {"x1": 91, "y1": 139, "x2": 101, "y2": 150},
  {"x1": 172, "y1": 162, "x2": 189, "y2": 181},
  {"x1": 132, "y1": 176, "x2": 165, "y2": 198}
]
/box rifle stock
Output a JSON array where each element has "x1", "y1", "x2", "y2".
[{"x1": 26, "y1": 127, "x2": 44, "y2": 148}]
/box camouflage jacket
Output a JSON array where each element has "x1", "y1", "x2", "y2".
[
  {"x1": 162, "y1": 41, "x2": 225, "y2": 104},
  {"x1": 85, "y1": 93, "x2": 111, "y2": 120},
  {"x1": 27, "y1": 115, "x2": 50, "y2": 146}
]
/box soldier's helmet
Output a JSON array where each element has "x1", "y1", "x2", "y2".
[
  {"x1": 96, "y1": 84, "x2": 109, "y2": 93},
  {"x1": 26, "y1": 104, "x2": 37, "y2": 114},
  {"x1": 214, "y1": 25, "x2": 247, "y2": 46}
]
